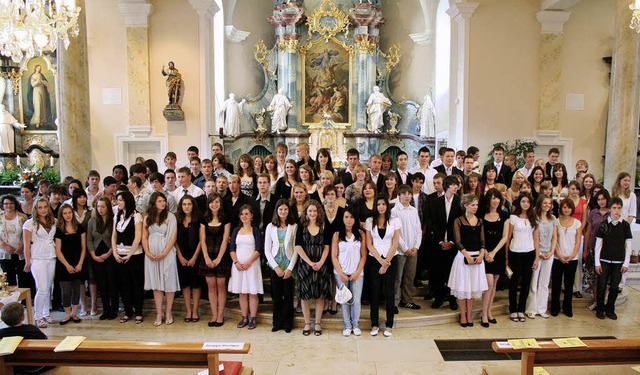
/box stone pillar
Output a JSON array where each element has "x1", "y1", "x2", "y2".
[
  {"x1": 446, "y1": 1, "x2": 478, "y2": 151},
  {"x1": 58, "y1": 0, "x2": 91, "y2": 179},
  {"x1": 536, "y1": 11, "x2": 571, "y2": 130},
  {"x1": 604, "y1": 0, "x2": 640, "y2": 187},
  {"x1": 118, "y1": 0, "x2": 153, "y2": 137}
]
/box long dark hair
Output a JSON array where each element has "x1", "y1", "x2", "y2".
[
  {"x1": 528, "y1": 166, "x2": 545, "y2": 185},
  {"x1": 204, "y1": 192, "x2": 225, "y2": 224},
  {"x1": 373, "y1": 193, "x2": 391, "y2": 228},
  {"x1": 513, "y1": 192, "x2": 537, "y2": 228},
  {"x1": 72, "y1": 188, "x2": 89, "y2": 212},
  {"x1": 484, "y1": 188, "x2": 504, "y2": 213},
  {"x1": 314, "y1": 148, "x2": 335, "y2": 177},
  {"x1": 56, "y1": 204, "x2": 79, "y2": 233},
  {"x1": 176, "y1": 194, "x2": 201, "y2": 224},
  {"x1": 145, "y1": 192, "x2": 169, "y2": 226},
  {"x1": 551, "y1": 163, "x2": 568, "y2": 188},
  {"x1": 338, "y1": 206, "x2": 362, "y2": 242},
  {"x1": 95, "y1": 197, "x2": 114, "y2": 234},
  {"x1": 116, "y1": 191, "x2": 136, "y2": 223},
  {"x1": 588, "y1": 186, "x2": 608, "y2": 211},
  {"x1": 271, "y1": 198, "x2": 295, "y2": 227},
  {"x1": 482, "y1": 165, "x2": 498, "y2": 183}
]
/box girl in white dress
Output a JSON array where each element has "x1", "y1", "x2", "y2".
[
  {"x1": 23, "y1": 198, "x2": 57, "y2": 328},
  {"x1": 229, "y1": 205, "x2": 264, "y2": 330},
  {"x1": 142, "y1": 192, "x2": 180, "y2": 326}
]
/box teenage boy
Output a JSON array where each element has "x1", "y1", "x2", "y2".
[
  {"x1": 252, "y1": 173, "x2": 276, "y2": 234},
  {"x1": 462, "y1": 155, "x2": 481, "y2": 181},
  {"x1": 148, "y1": 173, "x2": 177, "y2": 213},
  {"x1": 164, "y1": 169, "x2": 178, "y2": 194},
  {"x1": 172, "y1": 167, "x2": 204, "y2": 201},
  {"x1": 466, "y1": 146, "x2": 481, "y2": 172},
  {"x1": 518, "y1": 150, "x2": 535, "y2": 177},
  {"x1": 410, "y1": 172, "x2": 429, "y2": 286},
  {"x1": 85, "y1": 170, "x2": 101, "y2": 207},
  {"x1": 455, "y1": 150, "x2": 465, "y2": 172},
  {"x1": 595, "y1": 197, "x2": 633, "y2": 320},
  {"x1": 545, "y1": 148, "x2": 560, "y2": 180},
  {"x1": 274, "y1": 142, "x2": 288, "y2": 176},
  {"x1": 215, "y1": 175, "x2": 229, "y2": 198},
  {"x1": 503, "y1": 153, "x2": 517, "y2": 187},
  {"x1": 483, "y1": 145, "x2": 509, "y2": 185},
  {"x1": 164, "y1": 152, "x2": 177, "y2": 172},
  {"x1": 130, "y1": 163, "x2": 151, "y2": 193},
  {"x1": 435, "y1": 148, "x2": 463, "y2": 177},
  {"x1": 392, "y1": 185, "x2": 422, "y2": 311},
  {"x1": 394, "y1": 151, "x2": 413, "y2": 186},
  {"x1": 422, "y1": 172, "x2": 445, "y2": 299},
  {"x1": 112, "y1": 164, "x2": 128, "y2": 186},
  {"x1": 191, "y1": 157, "x2": 204, "y2": 188},
  {"x1": 338, "y1": 148, "x2": 360, "y2": 187},
  {"x1": 93, "y1": 176, "x2": 118, "y2": 207},
  {"x1": 201, "y1": 159, "x2": 214, "y2": 183},
  {"x1": 295, "y1": 143, "x2": 315, "y2": 169},
  {"x1": 410, "y1": 146, "x2": 437, "y2": 194},
  {"x1": 211, "y1": 143, "x2": 234, "y2": 174},
  {"x1": 429, "y1": 146, "x2": 446, "y2": 168},
  {"x1": 186, "y1": 146, "x2": 199, "y2": 167},
  {"x1": 36, "y1": 180, "x2": 50, "y2": 200},
  {"x1": 48, "y1": 183, "x2": 63, "y2": 217},
  {"x1": 225, "y1": 175, "x2": 250, "y2": 229}
]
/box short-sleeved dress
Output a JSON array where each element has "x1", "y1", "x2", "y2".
[
  {"x1": 483, "y1": 211, "x2": 509, "y2": 275},
  {"x1": 295, "y1": 225, "x2": 331, "y2": 300},
  {"x1": 144, "y1": 212, "x2": 180, "y2": 292},
  {"x1": 198, "y1": 219, "x2": 232, "y2": 278},
  {"x1": 54, "y1": 226, "x2": 86, "y2": 282},
  {"x1": 448, "y1": 216, "x2": 488, "y2": 299},
  {"x1": 228, "y1": 229, "x2": 264, "y2": 294},
  {"x1": 176, "y1": 219, "x2": 201, "y2": 289}
]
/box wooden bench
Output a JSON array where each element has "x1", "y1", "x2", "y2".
[
  {"x1": 492, "y1": 339, "x2": 640, "y2": 375},
  {"x1": 0, "y1": 339, "x2": 252, "y2": 375}
]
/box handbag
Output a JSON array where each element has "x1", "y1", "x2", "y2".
[
  {"x1": 631, "y1": 251, "x2": 639, "y2": 264},
  {"x1": 505, "y1": 266, "x2": 513, "y2": 279},
  {"x1": 464, "y1": 255, "x2": 479, "y2": 265},
  {"x1": 335, "y1": 283, "x2": 353, "y2": 305}
]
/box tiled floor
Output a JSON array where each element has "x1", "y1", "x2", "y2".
[{"x1": 24, "y1": 285, "x2": 640, "y2": 374}]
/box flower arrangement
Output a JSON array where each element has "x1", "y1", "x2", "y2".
[{"x1": 15, "y1": 166, "x2": 44, "y2": 186}]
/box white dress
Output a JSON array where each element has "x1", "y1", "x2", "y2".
[
  {"x1": 144, "y1": 213, "x2": 180, "y2": 292},
  {"x1": 228, "y1": 233, "x2": 264, "y2": 294},
  {"x1": 447, "y1": 216, "x2": 488, "y2": 299}
]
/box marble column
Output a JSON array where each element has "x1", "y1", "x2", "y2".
[
  {"x1": 604, "y1": 0, "x2": 640, "y2": 187},
  {"x1": 446, "y1": 1, "x2": 478, "y2": 151},
  {"x1": 536, "y1": 11, "x2": 571, "y2": 131},
  {"x1": 58, "y1": 0, "x2": 91, "y2": 179},
  {"x1": 118, "y1": 0, "x2": 153, "y2": 137}
]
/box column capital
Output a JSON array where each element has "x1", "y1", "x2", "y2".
[
  {"x1": 446, "y1": 2, "x2": 479, "y2": 23},
  {"x1": 118, "y1": 0, "x2": 153, "y2": 27},
  {"x1": 188, "y1": 0, "x2": 219, "y2": 18},
  {"x1": 536, "y1": 10, "x2": 571, "y2": 34}
]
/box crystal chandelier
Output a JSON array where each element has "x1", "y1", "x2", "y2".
[
  {"x1": 0, "y1": 0, "x2": 81, "y2": 63},
  {"x1": 631, "y1": 0, "x2": 640, "y2": 33}
]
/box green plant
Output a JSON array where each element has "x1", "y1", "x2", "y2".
[
  {"x1": 41, "y1": 168, "x2": 60, "y2": 184},
  {"x1": 0, "y1": 170, "x2": 19, "y2": 185},
  {"x1": 485, "y1": 140, "x2": 538, "y2": 169}
]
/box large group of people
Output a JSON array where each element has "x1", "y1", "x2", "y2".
[{"x1": 0, "y1": 141, "x2": 635, "y2": 336}]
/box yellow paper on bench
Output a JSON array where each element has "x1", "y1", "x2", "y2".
[
  {"x1": 533, "y1": 367, "x2": 550, "y2": 375},
  {"x1": 508, "y1": 339, "x2": 540, "y2": 349},
  {"x1": 631, "y1": 365, "x2": 640, "y2": 373},
  {"x1": 54, "y1": 336, "x2": 86, "y2": 352},
  {"x1": 552, "y1": 337, "x2": 587, "y2": 348},
  {"x1": 0, "y1": 336, "x2": 23, "y2": 355}
]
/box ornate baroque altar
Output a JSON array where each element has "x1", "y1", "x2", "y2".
[{"x1": 221, "y1": 0, "x2": 434, "y2": 164}]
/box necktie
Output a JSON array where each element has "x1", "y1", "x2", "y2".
[{"x1": 183, "y1": 189, "x2": 188, "y2": 196}]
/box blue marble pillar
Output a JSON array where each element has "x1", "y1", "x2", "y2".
[
  {"x1": 355, "y1": 49, "x2": 376, "y2": 132},
  {"x1": 277, "y1": 47, "x2": 301, "y2": 132}
]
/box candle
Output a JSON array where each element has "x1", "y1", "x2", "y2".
[
  {"x1": 50, "y1": 156, "x2": 54, "y2": 167},
  {"x1": 15, "y1": 155, "x2": 19, "y2": 166}
]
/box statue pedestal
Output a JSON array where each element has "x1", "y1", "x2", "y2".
[{"x1": 163, "y1": 106, "x2": 185, "y2": 121}]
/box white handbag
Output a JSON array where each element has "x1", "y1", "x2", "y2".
[{"x1": 335, "y1": 283, "x2": 353, "y2": 305}]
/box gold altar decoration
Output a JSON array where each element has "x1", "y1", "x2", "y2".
[
  {"x1": 356, "y1": 39, "x2": 377, "y2": 54},
  {"x1": 381, "y1": 43, "x2": 401, "y2": 75},
  {"x1": 307, "y1": 0, "x2": 351, "y2": 40},
  {"x1": 0, "y1": 68, "x2": 22, "y2": 96},
  {"x1": 254, "y1": 40, "x2": 274, "y2": 75},
  {"x1": 277, "y1": 39, "x2": 299, "y2": 53}
]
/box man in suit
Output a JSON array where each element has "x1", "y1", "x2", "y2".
[
  {"x1": 420, "y1": 172, "x2": 445, "y2": 297},
  {"x1": 545, "y1": 147, "x2": 560, "y2": 181},
  {"x1": 429, "y1": 175, "x2": 462, "y2": 310},
  {"x1": 295, "y1": 143, "x2": 315, "y2": 170},
  {"x1": 435, "y1": 148, "x2": 464, "y2": 177},
  {"x1": 223, "y1": 174, "x2": 250, "y2": 229},
  {"x1": 251, "y1": 173, "x2": 276, "y2": 235},
  {"x1": 482, "y1": 145, "x2": 510, "y2": 185},
  {"x1": 368, "y1": 154, "x2": 386, "y2": 192},
  {"x1": 337, "y1": 148, "x2": 360, "y2": 187},
  {"x1": 395, "y1": 151, "x2": 413, "y2": 186}
]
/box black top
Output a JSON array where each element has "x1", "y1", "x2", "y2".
[
  {"x1": 177, "y1": 220, "x2": 200, "y2": 259},
  {"x1": 597, "y1": 220, "x2": 633, "y2": 262},
  {"x1": 324, "y1": 206, "x2": 345, "y2": 241},
  {"x1": 273, "y1": 177, "x2": 294, "y2": 201},
  {"x1": 352, "y1": 198, "x2": 374, "y2": 225},
  {"x1": 223, "y1": 192, "x2": 250, "y2": 230},
  {"x1": 251, "y1": 194, "x2": 276, "y2": 234},
  {"x1": 54, "y1": 226, "x2": 86, "y2": 281},
  {"x1": 116, "y1": 212, "x2": 137, "y2": 246},
  {"x1": 0, "y1": 324, "x2": 47, "y2": 340}
]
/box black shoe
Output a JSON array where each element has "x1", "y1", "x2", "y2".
[
  {"x1": 284, "y1": 327, "x2": 292, "y2": 333},
  {"x1": 431, "y1": 299, "x2": 444, "y2": 309},
  {"x1": 573, "y1": 291, "x2": 583, "y2": 299},
  {"x1": 481, "y1": 321, "x2": 489, "y2": 328},
  {"x1": 606, "y1": 311, "x2": 618, "y2": 320},
  {"x1": 550, "y1": 309, "x2": 559, "y2": 317},
  {"x1": 99, "y1": 314, "x2": 109, "y2": 321},
  {"x1": 488, "y1": 318, "x2": 497, "y2": 324},
  {"x1": 392, "y1": 306, "x2": 399, "y2": 314},
  {"x1": 467, "y1": 322, "x2": 474, "y2": 327},
  {"x1": 271, "y1": 326, "x2": 282, "y2": 332},
  {"x1": 596, "y1": 310, "x2": 605, "y2": 319},
  {"x1": 449, "y1": 300, "x2": 458, "y2": 311},
  {"x1": 423, "y1": 292, "x2": 434, "y2": 301},
  {"x1": 400, "y1": 302, "x2": 422, "y2": 310},
  {"x1": 563, "y1": 310, "x2": 573, "y2": 318},
  {"x1": 208, "y1": 321, "x2": 217, "y2": 327}
]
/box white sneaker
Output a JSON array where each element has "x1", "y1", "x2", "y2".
[
  {"x1": 527, "y1": 313, "x2": 536, "y2": 319},
  {"x1": 539, "y1": 312, "x2": 550, "y2": 319},
  {"x1": 370, "y1": 326, "x2": 379, "y2": 336},
  {"x1": 342, "y1": 328, "x2": 352, "y2": 337},
  {"x1": 353, "y1": 328, "x2": 362, "y2": 336},
  {"x1": 383, "y1": 328, "x2": 393, "y2": 337}
]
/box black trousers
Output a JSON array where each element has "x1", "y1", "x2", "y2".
[
  {"x1": 93, "y1": 256, "x2": 119, "y2": 315},
  {"x1": 366, "y1": 255, "x2": 397, "y2": 328},
  {"x1": 596, "y1": 261, "x2": 623, "y2": 314},
  {"x1": 270, "y1": 269, "x2": 294, "y2": 330},
  {"x1": 550, "y1": 259, "x2": 578, "y2": 314},
  {"x1": 117, "y1": 253, "x2": 144, "y2": 317},
  {"x1": 431, "y1": 248, "x2": 457, "y2": 302},
  {"x1": 508, "y1": 250, "x2": 536, "y2": 313},
  {"x1": 0, "y1": 256, "x2": 32, "y2": 288}
]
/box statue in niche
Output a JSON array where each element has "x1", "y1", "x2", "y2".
[
  {"x1": 0, "y1": 79, "x2": 25, "y2": 153},
  {"x1": 417, "y1": 91, "x2": 435, "y2": 138},
  {"x1": 219, "y1": 93, "x2": 245, "y2": 137},
  {"x1": 161, "y1": 62, "x2": 183, "y2": 107},
  {"x1": 267, "y1": 88, "x2": 291, "y2": 133},
  {"x1": 366, "y1": 86, "x2": 391, "y2": 134}
]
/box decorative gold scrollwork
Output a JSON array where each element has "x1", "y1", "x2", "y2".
[
  {"x1": 307, "y1": 0, "x2": 351, "y2": 40},
  {"x1": 381, "y1": 44, "x2": 401, "y2": 74},
  {"x1": 0, "y1": 69, "x2": 22, "y2": 96},
  {"x1": 356, "y1": 39, "x2": 377, "y2": 54},
  {"x1": 277, "y1": 39, "x2": 299, "y2": 53},
  {"x1": 254, "y1": 40, "x2": 272, "y2": 74}
]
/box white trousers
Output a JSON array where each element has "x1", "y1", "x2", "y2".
[
  {"x1": 31, "y1": 258, "x2": 55, "y2": 320},
  {"x1": 525, "y1": 254, "x2": 554, "y2": 315}
]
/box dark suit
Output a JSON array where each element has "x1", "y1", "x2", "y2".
[
  {"x1": 295, "y1": 157, "x2": 315, "y2": 171},
  {"x1": 369, "y1": 172, "x2": 386, "y2": 193},
  {"x1": 482, "y1": 163, "x2": 510, "y2": 185},
  {"x1": 395, "y1": 170, "x2": 413, "y2": 187},
  {"x1": 251, "y1": 194, "x2": 276, "y2": 235},
  {"x1": 430, "y1": 194, "x2": 462, "y2": 304},
  {"x1": 410, "y1": 191, "x2": 429, "y2": 282},
  {"x1": 435, "y1": 164, "x2": 464, "y2": 177},
  {"x1": 337, "y1": 169, "x2": 355, "y2": 188},
  {"x1": 223, "y1": 192, "x2": 250, "y2": 230},
  {"x1": 194, "y1": 194, "x2": 208, "y2": 215},
  {"x1": 544, "y1": 162, "x2": 554, "y2": 181}
]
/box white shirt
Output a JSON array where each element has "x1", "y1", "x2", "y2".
[
  {"x1": 518, "y1": 165, "x2": 534, "y2": 177},
  {"x1": 509, "y1": 215, "x2": 535, "y2": 252},
  {"x1": 444, "y1": 194, "x2": 454, "y2": 242},
  {"x1": 410, "y1": 165, "x2": 437, "y2": 195},
  {"x1": 85, "y1": 187, "x2": 101, "y2": 207},
  {"x1": 0, "y1": 214, "x2": 25, "y2": 260},
  {"x1": 494, "y1": 162, "x2": 503, "y2": 174},
  {"x1": 370, "y1": 172, "x2": 382, "y2": 185},
  {"x1": 365, "y1": 217, "x2": 402, "y2": 258},
  {"x1": 335, "y1": 233, "x2": 364, "y2": 276},
  {"x1": 556, "y1": 218, "x2": 581, "y2": 260},
  {"x1": 171, "y1": 183, "x2": 204, "y2": 200},
  {"x1": 22, "y1": 218, "x2": 57, "y2": 260},
  {"x1": 620, "y1": 194, "x2": 637, "y2": 220},
  {"x1": 430, "y1": 159, "x2": 443, "y2": 168},
  {"x1": 391, "y1": 203, "x2": 422, "y2": 254}
]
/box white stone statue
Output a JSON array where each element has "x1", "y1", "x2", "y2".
[
  {"x1": 219, "y1": 93, "x2": 245, "y2": 137},
  {"x1": 417, "y1": 91, "x2": 435, "y2": 138},
  {"x1": 267, "y1": 88, "x2": 291, "y2": 133},
  {"x1": 366, "y1": 86, "x2": 391, "y2": 134},
  {"x1": 0, "y1": 79, "x2": 25, "y2": 153}
]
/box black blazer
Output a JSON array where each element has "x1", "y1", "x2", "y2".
[
  {"x1": 409, "y1": 191, "x2": 429, "y2": 227},
  {"x1": 251, "y1": 195, "x2": 276, "y2": 234},
  {"x1": 369, "y1": 172, "x2": 386, "y2": 193},
  {"x1": 395, "y1": 170, "x2": 413, "y2": 187},
  {"x1": 337, "y1": 169, "x2": 354, "y2": 188},
  {"x1": 223, "y1": 192, "x2": 250, "y2": 230},
  {"x1": 435, "y1": 164, "x2": 464, "y2": 177},
  {"x1": 482, "y1": 164, "x2": 510, "y2": 185},
  {"x1": 296, "y1": 158, "x2": 315, "y2": 171},
  {"x1": 430, "y1": 194, "x2": 462, "y2": 245}
]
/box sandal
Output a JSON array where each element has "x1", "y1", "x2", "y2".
[
  {"x1": 43, "y1": 316, "x2": 57, "y2": 324},
  {"x1": 518, "y1": 313, "x2": 526, "y2": 322},
  {"x1": 314, "y1": 323, "x2": 322, "y2": 336},
  {"x1": 192, "y1": 315, "x2": 200, "y2": 323},
  {"x1": 119, "y1": 316, "x2": 131, "y2": 324},
  {"x1": 237, "y1": 316, "x2": 248, "y2": 328},
  {"x1": 248, "y1": 317, "x2": 257, "y2": 330},
  {"x1": 36, "y1": 319, "x2": 47, "y2": 328},
  {"x1": 509, "y1": 313, "x2": 519, "y2": 322},
  {"x1": 184, "y1": 313, "x2": 192, "y2": 323},
  {"x1": 302, "y1": 323, "x2": 311, "y2": 336},
  {"x1": 135, "y1": 316, "x2": 143, "y2": 324}
]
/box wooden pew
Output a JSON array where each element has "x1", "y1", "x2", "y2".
[
  {"x1": 0, "y1": 339, "x2": 252, "y2": 375},
  {"x1": 492, "y1": 339, "x2": 640, "y2": 375}
]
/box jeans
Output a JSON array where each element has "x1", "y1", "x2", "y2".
[
  {"x1": 31, "y1": 258, "x2": 55, "y2": 319},
  {"x1": 596, "y1": 262, "x2": 624, "y2": 313},
  {"x1": 270, "y1": 269, "x2": 294, "y2": 330},
  {"x1": 366, "y1": 255, "x2": 397, "y2": 328},
  {"x1": 525, "y1": 253, "x2": 553, "y2": 315},
  {"x1": 508, "y1": 250, "x2": 535, "y2": 313},
  {"x1": 551, "y1": 259, "x2": 578, "y2": 314},
  {"x1": 394, "y1": 253, "x2": 417, "y2": 306},
  {"x1": 335, "y1": 273, "x2": 363, "y2": 329}
]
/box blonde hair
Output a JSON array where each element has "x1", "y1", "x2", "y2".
[
  {"x1": 510, "y1": 170, "x2": 527, "y2": 192},
  {"x1": 493, "y1": 183, "x2": 507, "y2": 193},
  {"x1": 319, "y1": 170, "x2": 335, "y2": 184},
  {"x1": 229, "y1": 174, "x2": 240, "y2": 184},
  {"x1": 611, "y1": 172, "x2": 631, "y2": 199},
  {"x1": 353, "y1": 163, "x2": 369, "y2": 177}
]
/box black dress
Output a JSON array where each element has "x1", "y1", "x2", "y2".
[
  {"x1": 295, "y1": 225, "x2": 331, "y2": 300},
  {"x1": 54, "y1": 227, "x2": 86, "y2": 282},
  {"x1": 483, "y1": 211, "x2": 508, "y2": 275},
  {"x1": 198, "y1": 219, "x2": 232, "y2": 278},
  {"x1": 323, "y1": 206, "x2": 344, "y2": 274},
  {"x1": 177, "y1": 220, "x2": 201, "y2": 289}
]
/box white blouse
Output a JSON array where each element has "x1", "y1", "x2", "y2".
[
  {"x1": 556, "y1": 218, "x2": 581, "y2": 260},
  {"x1": 0, "y1": 214, "x2": 25, "y2": 260},
  {"x1": 335, "y1": 233, "x2": 363, "y2": 276},
  {"x1": 365, "y1": 217, "x2": 402, "y2": 258},
  {"x1": 22, "y1": 218, "x2": 56, "y2": 260},
  {"x1": 509, "y1": 215, "x2": 535, "y2": 253}
]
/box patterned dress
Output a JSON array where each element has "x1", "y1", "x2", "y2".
[
  {"x1": 198, "y1": 220, "x2": 232, "y2": 278},
  {"x1": 295, "y1": 225, "x2": 330, "y2": 300}
]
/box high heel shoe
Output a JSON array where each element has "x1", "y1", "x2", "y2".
[
  {"x1": 166, "y1": 315, "x2": 174, "y2": 325},
  {"x1": 302, "y1": 323, "x2": 311, "y2": 336}
]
